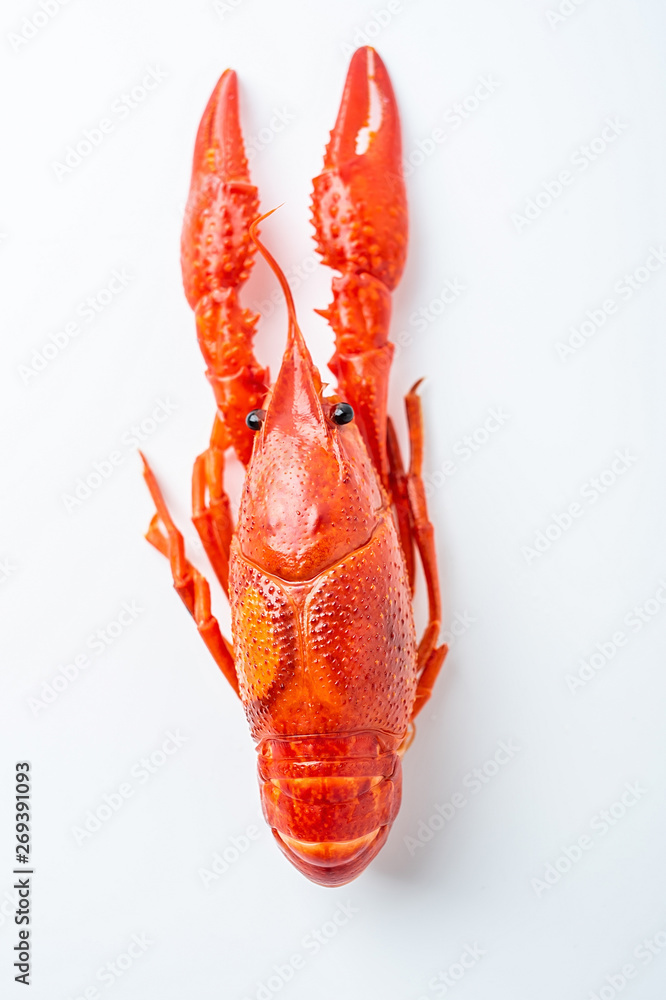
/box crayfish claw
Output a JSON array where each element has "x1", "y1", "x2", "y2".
[{"x1": 311, "y1": 46, "x2": 407, "y2": 290}]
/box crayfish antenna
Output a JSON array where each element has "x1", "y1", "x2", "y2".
[
  {"x1": 249, "y1": 209, "x2": 307, "y2": 352},
  {"x1": 247, "y1": 211, "x2": 337, "y2": 456}
]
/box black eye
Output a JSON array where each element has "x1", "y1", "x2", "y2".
[
  {"x1": 246, "y1": 409, "x2": 265, "y2": 431},
  {"x1": 331, "y1": 402, "x2": 354, "y2": 425}
]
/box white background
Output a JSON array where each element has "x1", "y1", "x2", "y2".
[{"x1": 2, "y1": 0, "x2": 666, "y2": 998}]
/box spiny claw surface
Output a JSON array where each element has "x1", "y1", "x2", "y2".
[
  {"x1": 181, "y1": 69, "x2": 260, "y2": 307},
  {"x1": 181, "y1": 68, "x2": 268, "y2": 466},
  {"x1": 312, "y1": 47, "x2": 408, "y2": 488},
  {"x1": 311, "y1": 47, "x2": 407, "y2": 290}
]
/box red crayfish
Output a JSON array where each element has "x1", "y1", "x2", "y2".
[{"x1": 141, "y1": 47, "x2": 446, "y2": 886}]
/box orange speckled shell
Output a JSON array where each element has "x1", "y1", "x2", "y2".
[
  {"x1": 229, "y1": 502, "x2": 416, "y2": 885},
  {"x1": 229, "y1": 508, "x2": 417, "y2": 740},
  {"x1": 227, "y1": 337, "x2": 418, "y2": 884},
  {"x1": 168, "y1": 48, "x2": 433, "y2": 886}
]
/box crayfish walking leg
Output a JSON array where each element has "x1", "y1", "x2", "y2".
[{"x1": 140, "y1": 453, "x2": 238, "y2": 694}]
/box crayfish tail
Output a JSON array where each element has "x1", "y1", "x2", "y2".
[{"x1": 257, "y1": 732, "x2": 404, "y2": 886}]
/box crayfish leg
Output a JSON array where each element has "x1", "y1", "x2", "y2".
[
  {"x1": 140, "y1": 452, "x2": 239, "y2": 696},
  {"x1": 385, "y1": 384, "x2": 448, "y2": 719},
  {"x1": 192, "y1": 415, "x2": 234, "y2": 599},
  {"x1": 387, "y1": 415, "x2": 415, "y2": 592},
  {"x1": 412, "y1": 643, "x2": 448, "y2": 721}
]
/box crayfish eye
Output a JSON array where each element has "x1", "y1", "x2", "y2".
[
  {"x1": 330, "y1": 402, "x2": 354, "y2": 425},
  {"x1": 246, "y1": 409, "x2": 265, "y2": 431}
]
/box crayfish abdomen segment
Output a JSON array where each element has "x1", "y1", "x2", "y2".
[{"x1": 257, "y1": 732, "x2": 403, "y2": 886}]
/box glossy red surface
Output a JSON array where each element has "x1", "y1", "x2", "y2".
[{"x1": 145, "y1": 46, "x2": 445, "y2": 886}]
